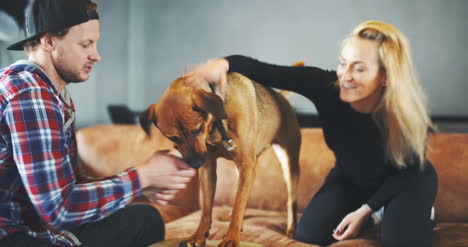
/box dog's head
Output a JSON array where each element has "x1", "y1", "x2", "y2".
[{"x1": 140, "y1": 77, "x2": 227, "y2": 169}]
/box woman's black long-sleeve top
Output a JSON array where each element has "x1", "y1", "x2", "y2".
[{"x1": 226, "y1": 55, "x2": 425, "y2": 211}]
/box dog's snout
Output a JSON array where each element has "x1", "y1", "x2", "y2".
[{"x1": 187, "y1": 155, "x2": 206, "y2": 169}]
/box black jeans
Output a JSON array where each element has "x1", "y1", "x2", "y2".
[
  {"x1": 295, "y1": 163, "x2": 438, "y2": 247},
  {"x1": 0, "y1": 204, "x2": 165, "y2": 247}
]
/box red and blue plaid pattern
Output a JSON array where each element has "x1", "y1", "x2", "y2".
[{"x1": 0, "y1": 61, "x2": 142, "y2": 246}]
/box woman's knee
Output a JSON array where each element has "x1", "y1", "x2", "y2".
[
  {"x1": 382, "y1": 232, "x2": 432, "y2": 247},
  {"x1": 295, "y1": 217, "x2": 334, "y2": 245},
  {"x1": 381, "y1": 219, "x2": 433, "y2": 247}
]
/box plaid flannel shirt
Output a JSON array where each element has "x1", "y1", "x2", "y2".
[{"x1": 0, "y1": 60, "x2": 142, "y2": 246}]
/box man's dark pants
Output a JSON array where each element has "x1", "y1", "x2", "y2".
[{"x1": 0, "y1": 204, "x2": 165, "y2": 247}]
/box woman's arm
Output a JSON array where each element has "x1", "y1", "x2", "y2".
[
  {"x1": 186, "y1": 55, "x2": 338, "y2": 102},
  {"x1": 227, "y1": 55, "x2": 337, "y2": 98}
]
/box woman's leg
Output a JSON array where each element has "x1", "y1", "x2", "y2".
[
  {"x1": 381, "y1": 162, "x2": 438, "y2": 247},
  {"x1": 69, "y1": 204, "x2": 165, "y2": 247},
  {"x1": 295, "y1": 168, "x2": 369, "y2": 245}
]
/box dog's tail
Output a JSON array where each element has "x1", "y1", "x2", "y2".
[
  {"x1": 278, "y1": 90, "x2": 292, "y2": 99},
  {"x1": 291, "y1": 60, "x2": 305, "y2": 67},
  {"x1": 278, "y1": 60, "x2": 305, "y2": 99}
]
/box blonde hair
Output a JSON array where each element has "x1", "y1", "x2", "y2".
[{"x1": 345, "y1": 20, "x2": 434, "y2": 169}]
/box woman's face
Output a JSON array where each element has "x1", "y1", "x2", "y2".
[{"x1": 336, "y1": 36, "x2": 386, "y2": 113}]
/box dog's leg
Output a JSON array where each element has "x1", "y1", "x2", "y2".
[
  {"x1": 219, "y1": 168, "x2": 239, "y2": 223},
  {"x1": 218, "y1": 149, "x2": 257, "y2": 247},
  {"x1": 272, "y1": 143, "x2": 300, "y2": 238},
  {"x1": 180, "y1": 154, "x2": 217, "y2": 247}
]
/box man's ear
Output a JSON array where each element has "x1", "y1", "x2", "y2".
[
  {"x1": 40, "y1": 34, "x2": 55, "y2": 52},
  {"x1": 139, "y1": 104, "x2": 157, "y2": 136},
  {"x1": 192, "y1": 89, "x2": 227, "y2": 119}
]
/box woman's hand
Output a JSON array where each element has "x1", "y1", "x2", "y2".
[
  {"x1": 333, "y1": 204, "x2": 373, "y2": 241},
  {"x1": 184, "y1": 58, "x2": 229, "y2": 99}
]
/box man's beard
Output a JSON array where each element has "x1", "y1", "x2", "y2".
[{"x1": 55, "y1": 62, "x2": 86, "y2": 84}]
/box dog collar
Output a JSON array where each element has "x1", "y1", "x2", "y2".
[
  {"x1": 210, "y1": 85, "x2": 235, "y2": 152},
  {"x1": 213, "y1": 119, "x2": 235, "y2": 152}
]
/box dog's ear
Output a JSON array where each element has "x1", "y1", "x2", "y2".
[
  {"x1": 139, "y1": 104, "x2": 157, "y2": 136},
  {"x1": 192, "y1": 89, "x2": 227, "y2": 119}
]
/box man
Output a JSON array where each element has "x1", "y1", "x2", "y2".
[{"x1": 0, "y1": 0, "x2": 196, "y2": 246}]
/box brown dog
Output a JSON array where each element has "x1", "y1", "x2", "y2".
[{"x1": 140, "y1": 66, "x2": 302, "y2": 247}]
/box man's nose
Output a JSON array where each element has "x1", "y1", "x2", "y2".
[{"x1": 90, "y1": 47, "x2": 101, "y2": 62}]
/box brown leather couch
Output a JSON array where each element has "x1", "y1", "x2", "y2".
[{"x1": 77, "y1": 125, "x2": 468, "y2": 247}]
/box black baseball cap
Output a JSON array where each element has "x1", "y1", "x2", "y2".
[{"x1": 7, "y1": 0, "x2": 99, "y2": 51}]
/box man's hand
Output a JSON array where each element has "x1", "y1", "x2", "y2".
[
  {"x1": 143, "y1": 188, "x2": 180, "y2": 205},
  {"x1": 136, "y1": 150, "x2": 196, "y2": 205},
  {"x1": 333, "y1": 204, "x2": 373, "y2": 241},
  {"x1": 184, "y1": 58, "x2": 229, "y2": 99}
]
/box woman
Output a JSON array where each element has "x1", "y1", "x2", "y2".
[{"x1": 186, "y1": 20, "x2": 437, "y2": 246}]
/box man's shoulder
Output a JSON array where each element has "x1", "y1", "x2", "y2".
[{"x1": 1, "y1": 62, "x2": 51, "y2": 101}]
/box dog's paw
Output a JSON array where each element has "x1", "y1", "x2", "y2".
[
  {"x1": 179, "y1": 236, "x2": 207, "y2": 247},
  {"x1": 218, "y1": 212, "x2": 231, "y2": 222},
  {"x1": 286, "y1": 227, "x2": 295, "y2": 238},
  {"x1": 217, "y1": 239, "x2": 240, "y2": 247}
]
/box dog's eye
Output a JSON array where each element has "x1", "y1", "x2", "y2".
[
  {"x1": 192, "y1": 124, "x2": 203, "y2": 137},
  {"x1": 169, "y1": 136, "x2": 182, "y2": 144},
  {"x1": 192, "y1": 106, "x2": 205, "y2": 113}
]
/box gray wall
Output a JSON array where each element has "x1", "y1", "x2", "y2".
[{"x1": 2, "y1": 0, "x2": 467, "y2": 128}]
